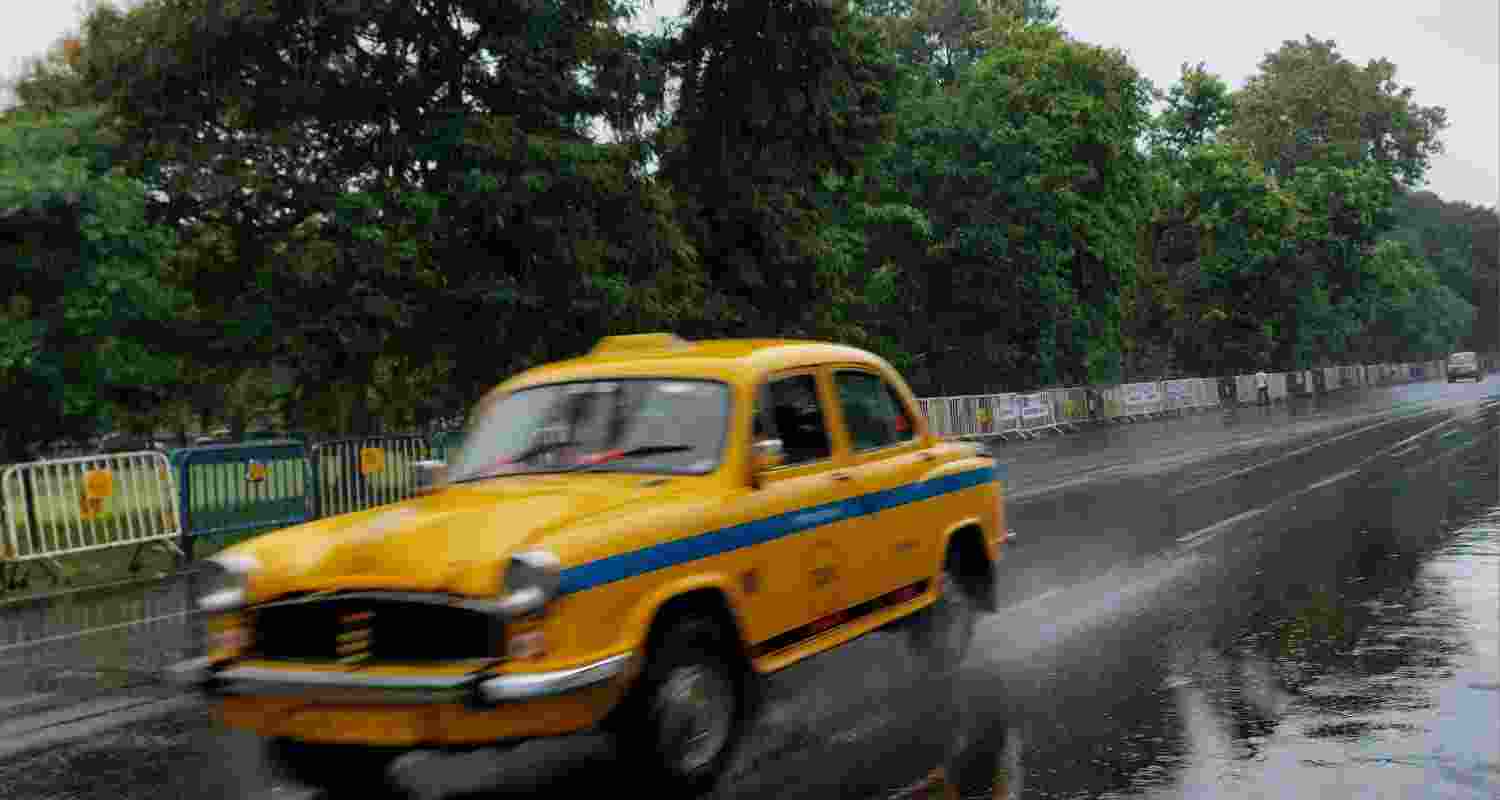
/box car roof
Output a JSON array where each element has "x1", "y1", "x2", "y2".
[{"x1": 495, "y1": 336, "x2": 892, "y2": 393}]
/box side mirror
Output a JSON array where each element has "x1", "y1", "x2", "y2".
[
  {"x1": 751, "y1": 438, "x2": 785, "y2": 476},
  {"x1": 413, "y1": 460, "x2": 449, "y2": 494}
]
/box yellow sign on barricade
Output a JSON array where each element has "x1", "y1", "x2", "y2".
[
  {"x1": 83, "y1": 468, "x2": 114, "y2": 500},
  {"x1": 359, "y1": 447, "x2": 386, "y2": 476},
  {"x1": 79, "y1": 493, "x2": 106, "y2": 520},
  {"x1": 246, "y1": 461, "x2": 268, "y2": 483}
]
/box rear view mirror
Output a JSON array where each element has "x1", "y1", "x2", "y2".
[{"x1": 751, "y1": 439, "x2": 785, "y2": 475}]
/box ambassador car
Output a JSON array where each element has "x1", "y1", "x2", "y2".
[{"x1": 167, "y1": 334, "x2": 1010, "y2": 796}]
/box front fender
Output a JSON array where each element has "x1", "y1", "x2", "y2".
[{"x1": 620, "y1": 572, "x2": 754, "y2": 661}]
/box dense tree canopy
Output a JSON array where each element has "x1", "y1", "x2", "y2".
[
  {"x1": 0, "y1": 107, "x2": 185, "y2": 459},
  {"x1": 0, "y1": 0, "x2": 1491, "y2": 453}
]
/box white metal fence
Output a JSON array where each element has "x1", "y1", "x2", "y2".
[
  {"x1": 311, "y1": 436, "x2": 436, "y2": 518},
  {"x1": 917, "y1": 359, "x2": 1461, "y2": 441},
  {"x1": 1, "y1": 451, "x2": 182, "y2": 567}
]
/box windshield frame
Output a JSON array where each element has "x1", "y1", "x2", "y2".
[{"x1": 448, "y1": 376, "x2": 736, "y2": 482}]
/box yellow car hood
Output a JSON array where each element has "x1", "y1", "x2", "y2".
[{"x1": 237, "y1": 473, "x2": 684, "y2": 598}]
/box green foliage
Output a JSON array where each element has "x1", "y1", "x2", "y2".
[
  {"x1": 0, "y1": 0, "x2": 1484, "y2": 459},
  {"x1": 0, "y1": 107, "x2": 184, "y2": 458},
  {"x1": 868, "y1": 23, "x2": 1154, "y2": 391},
  {"x1": 1224, "y1": 36, "x2": 1447, "y2": 187}
]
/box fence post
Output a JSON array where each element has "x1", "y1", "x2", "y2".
[
  {"x1": 177, "y1": 457, "x2": 194, "y2": 565},
  {"x1": 21, "y1": 469, "x2": 41, "y2": 560},
  {"x1": 16, "y1": 468, "x2": 55, "y2": 585},
  {"x1": 310, "y1": 445, "x2": 324, "y2": 520}
]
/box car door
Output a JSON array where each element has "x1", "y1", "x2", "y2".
[
  {"x1": 828, "y1": 367, "x2": 936, "y2": 599},
  {"x1": 749, "y1": 369, "x2": 865, "y2": 630}
]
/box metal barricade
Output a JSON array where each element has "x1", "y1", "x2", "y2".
[
  {"x1": 1269, "y1": 373, "x2": 1288, "y2": 402},
  {"x1": 982, "y1": 395, "x2": 1020, "y2": 440},
  {"x1": 1047, "y1": 387, "x2": 1089, "y2": 430},
  {"x1": 1118, "y1": 381, "x2": 1165, "y2": 419},
  {"x1": 917, "y1": 398, "x2": 946, "y2": 439},
  {"x1": 176, "y1": 442, "x2": 313, "y2": 560},
  {"x1": 312, "y1": 435, "x2": 435, "y2": 518},
  {"x1": 1161, "y1": 379, "x2": 1196, "y2": 415},
  {"x1": 917, "y1": 395, "x2": 1019, "y2": 441},
  {"x1": 1097, "y1": 385, "x2": 1130, "y2": 422},
  {"x1": 0, "y1": 451, "x2": 182, "y2": 588},
  {"x1": 1013, "y1": 392, "x2": 1063, "y2": 438}
]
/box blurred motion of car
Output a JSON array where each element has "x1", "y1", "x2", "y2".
[
  {"x1": 1447, "y1": 351, "x2": 1479, "y2": 382},
  {"x1": 166, "y1": 334, "x2": 1010, "y2": 796}
]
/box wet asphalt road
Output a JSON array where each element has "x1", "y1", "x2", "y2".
[{"x1": 1, "y1": 376, "x2": 1497, "y2": 799}]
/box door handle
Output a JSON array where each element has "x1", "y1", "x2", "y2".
[{"x1": 831, "y1": 471, "x2": 854, "y2": 482}]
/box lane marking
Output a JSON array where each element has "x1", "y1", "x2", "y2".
[
  {"x1": 0, "y1": 611, "x2": 193, "y2": 655},
  {"x1": 1306, "y1": 467, "x2": 1361, "y2": 492},
  {"x1": 1176, "y1": 505, "x2": 1273, "y2": 545},
  {"x1": 1176, "y1": 414, "x2": 1492, "y2": 551},
  {"x1": 1168, "y1": 411, "x2": 1429, "y2": 496}
]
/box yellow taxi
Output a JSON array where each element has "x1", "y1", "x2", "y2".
[{"x1": 166, "y1": 334, "x2": 1009, "y2": 796}]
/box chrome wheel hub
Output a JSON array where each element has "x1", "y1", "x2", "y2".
[{"x1": 652, "y1": 663, "x2": 735, "y2": 774}]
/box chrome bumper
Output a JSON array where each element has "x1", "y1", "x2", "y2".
[{"x1": 163, "y1": 653, "x2": 633, "y2": 706}]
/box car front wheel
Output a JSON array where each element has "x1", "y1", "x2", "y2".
[
  {"x1": 907, "y1": 553, "x2": 979, "y2": 675},
  {"x1": 612, "y1": 615, "x2": 749, "y2": 796}
]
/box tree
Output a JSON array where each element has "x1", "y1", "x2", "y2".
[
  {"x1": 1224, "y1": 36, "x2": 1447, "y2": 187},
  {"x1": 657, "y1": 0, "x2": 902, "y2": 338},
  {"x1": 64, "y1": 0, "x2": 703, "y2": 433},
  {"x1": 859, "y1": 0, "x2": 1058, "y2": 84},
  {"x1": 872, "y1": 24, "x2": 1155, "y2": 391},
  {"x1": 0, "y1": 107, "x2": 185, "y2": 460}
]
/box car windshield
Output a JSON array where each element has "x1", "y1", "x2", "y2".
[{"x1": 447, "y1": 378, "x2": 731, "y2": 481}]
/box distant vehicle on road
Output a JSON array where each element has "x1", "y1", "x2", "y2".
[
  {"x1": 1447, "y1": 351, "x2": 1480, "y2": 382},
  {"x1": 166, "y1": 333, "x2": 1011, "y2": 796}
]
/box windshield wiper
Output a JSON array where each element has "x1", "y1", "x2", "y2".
[
  {"x1": 566, "y1": 444, "x2": 695, "y2": 472},
  {"x1": 453, "y1": 439, "x2": 579, "y2": 483}
]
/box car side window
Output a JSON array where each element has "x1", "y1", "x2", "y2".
[
  {"x1": 833, "y1": 371, "x2": 915, "y2": 452},
  {"x1": 754, "y1": 374, "x2": 833, "y2": 466}
]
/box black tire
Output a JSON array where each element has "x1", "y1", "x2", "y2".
[
  {"x1": 264, "y1": 738, "x2": 406, "y2": 799},
  {"x1": 907, "y1": 552, "x2": 979, "y2": 676},
  {"x1": 610, "y1": 615, "x2": 750, "y2": 797}
]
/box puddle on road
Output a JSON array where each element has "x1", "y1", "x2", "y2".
[
  {"x1": 1107, "y1": 428, "x2": 1497, "y2": 799},
  {"x1": 898, "y1": 413, "x2": 1498, "y2": 800},
  {"x1": 1135, "y1": 509, "x2": 1500, "y2": 800}
]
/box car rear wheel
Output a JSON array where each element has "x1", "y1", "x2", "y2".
[
  {"x1": 611, "y1": 615, "x2": 749, "y2": 796},
  {"x1": 907, "y1": 553, "x2": 978, "y2": 675},
  {"x1": 264, "y1": 738, "x2": 405, "y2": 798}
]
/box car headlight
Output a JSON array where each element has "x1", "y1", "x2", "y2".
[
  {"x1": 494, "y1": 550, "x2": 561, "y2": 617},
  {"x1": 197, "y1": 553, "x2": 259, "y2": 612}
]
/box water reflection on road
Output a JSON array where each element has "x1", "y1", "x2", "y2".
[
  {"x1": 921, "y1": 415, "x2": 1499, "y2": 800},
  {"x1": 1140, "y1": 507, "x2": 1500, "y2": 800}
]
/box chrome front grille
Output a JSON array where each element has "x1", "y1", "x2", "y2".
[{"x1": 249, "y1": 594, "x2": 503, "y2": 663}]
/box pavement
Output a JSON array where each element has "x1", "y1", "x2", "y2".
[{"x1": 0, "y1": 374, "x2": 1496, "y2": 799}]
